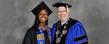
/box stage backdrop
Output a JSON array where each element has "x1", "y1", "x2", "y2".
[{"x1": 0, "y1": 0, "x2": 109, "y2": 44}]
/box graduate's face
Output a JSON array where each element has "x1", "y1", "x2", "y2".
[
  {"x1": 57, "y1": 6, "x2": 69, "y2": 21},
  {"x1": 38, "y1": 9, "x2": 48, "y2": 23}
]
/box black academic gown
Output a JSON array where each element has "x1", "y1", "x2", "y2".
[
  {"x1": 22, "y1": 26, "x2": 37, "y2": 44},
  {"x1": 22, "y1": 26, "x2": 50, "y2": 44}
]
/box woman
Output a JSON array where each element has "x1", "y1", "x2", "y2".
[{"x1": 22, "y1": 1, "x2": 52, "y2": 44}]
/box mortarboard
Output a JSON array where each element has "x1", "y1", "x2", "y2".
[
  {"x1": 31, "y1": 1, "x2": 52, "y2": 16},
  {"x1": 52, "y1": 2, "x2": 72, "y2": 8}
]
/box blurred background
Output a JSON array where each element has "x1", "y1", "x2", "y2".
[{"x1": 0, "y1": 0, "x2": 109, "y2": 44}]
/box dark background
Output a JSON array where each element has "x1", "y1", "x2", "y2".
[{"x1": 0, "y1": 0, "x2": 109, "y2": 44}]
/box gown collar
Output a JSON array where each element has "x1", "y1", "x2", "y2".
[{"x1": 61, "y1": 18, "x2": 69, "y2": 25}]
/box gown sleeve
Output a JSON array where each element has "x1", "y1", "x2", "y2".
[
  {"x1": 73, "y1": 21, "x2": 88, "y2": 44},
  {"x1": 51, "y1": 24, "x2": 57, "y2": 44},
  {"x1": 22, "y1": 29, "x2": 32, "y2": 44}
]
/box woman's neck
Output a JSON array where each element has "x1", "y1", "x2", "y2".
[{"x1": 39, "y1": 22, "x2": 46, "y2": 30}]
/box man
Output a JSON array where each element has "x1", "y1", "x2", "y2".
[
  {"x1": 22, "y1": 1, "x2": 52, "y2": 44},
  {"x1": 51, "y1": 2, "x2": 88, "y2": 44}
]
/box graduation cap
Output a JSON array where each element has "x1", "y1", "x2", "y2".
[
  {"x1": 52, "y1": 2, "x2": 72, "y2": 8},
  {"x1": 31, "y1": 1, "x2": 52, "y2": 17}
]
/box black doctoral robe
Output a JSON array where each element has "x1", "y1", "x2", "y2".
[{"x1": 51, "y1": 18, "x2": 88, "y2": 44}]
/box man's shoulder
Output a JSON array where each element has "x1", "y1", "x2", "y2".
[
  {"x1": 69, "y1": 18, "x2": 85, "y2": 28},
  {"x1": 52, "y1": 20, "x2": 60, "y2": 27},
  {"x1": 66, "y1": 18, "x2": 78, "y2": 28},
  {"x1": 68, "y1": 18, "x2": 79, "y2": 25},
  {"x1": 69, "y1": 18, "x2": 78, "y2": 22}
]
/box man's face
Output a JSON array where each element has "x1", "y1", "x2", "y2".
[{"x1": 57, "y1": 6, "x2": 69, "y2": 22}]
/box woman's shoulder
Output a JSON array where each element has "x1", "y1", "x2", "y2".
[{"x1": 26, "y1": 26, "x2": 37, "y2": 33}]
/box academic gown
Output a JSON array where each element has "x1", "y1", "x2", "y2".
[
  {"x1": 51, "y1": 18, "x2": 88, "y2": 44},
  {"x1": 22, "y1": 26, "x2": 51, "y2": 44},
  {"x1": 22, "y1": 27, "x2": 36, "y2": 44}
]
